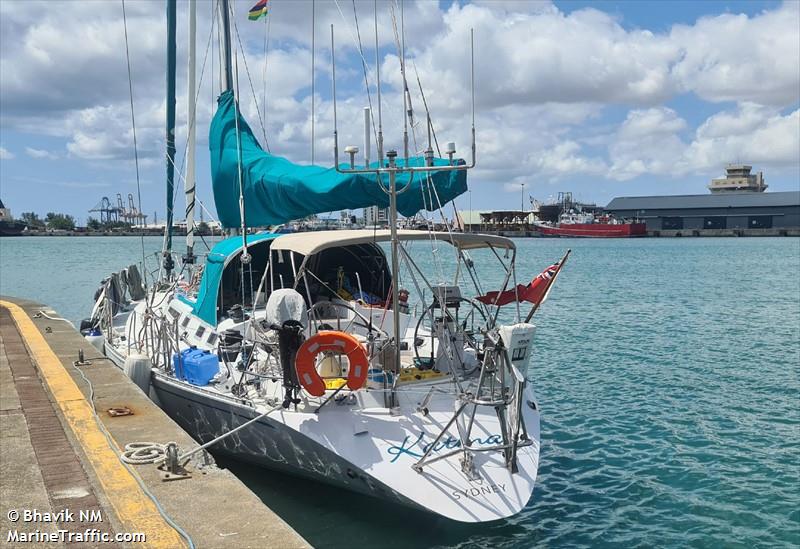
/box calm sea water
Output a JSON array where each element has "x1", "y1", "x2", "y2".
[{"x1": 1, "y1": 235, "x2": 798, "y2": 548}]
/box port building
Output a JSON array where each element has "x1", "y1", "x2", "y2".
[
  {"x1": 605, "y1": 165, "x2": 800, "y2": 234},
  {"x1": 708, "y1": 164, "x2": 767, "y2": 193},
  {"x1": 606, "y1": 191, "x2": 800, "y2": 232}
]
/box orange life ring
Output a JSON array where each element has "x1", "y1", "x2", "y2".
[{"x1": 294, "y1": 331, "x2": 369, "y2": 397}]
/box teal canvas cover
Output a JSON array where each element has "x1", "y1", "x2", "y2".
[
  {"x1": 191, "y1": 232, "x2": 279, "y2": 325},
  {"x1": 210, "y1": 90, "x2": 467, "y2": 228}
]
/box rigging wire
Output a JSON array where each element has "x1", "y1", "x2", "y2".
[
  {"x1": 413, "y1": 61, "x2": 441, "y2": 157},
  {"x1": 232, "y1": 16, "x2": 270, "y2": 151},
  {"x1": 211, "y1": 0, "x2": 216, "y2": 103},
  {"x1": 262, "y1": 5, "x2": 272, "y2": 152},
  {"x1": 170, "y1": 0, "x2": 219, "y2": 235},
  {"x1": 394, "y1": 0, "x2": 459, "y2": 279},
  {"x1": 121, "y1": 0, "x2": 147, "y2": 286},
  {"x1": 228, "y1": 0, "x2": 253, "y2": 308},
  {"x1": 311, "y1": 0, "x2": 315, "y2": 164},
  {"x1": 332, "y1": 0, "x2": 387, "y2": 150},
  {"x1": 351, "y1": 0, "x2": 378, "y2": 148},
  {"x1": 389, "y1": 2, "x2": 415, "y2": 133}
]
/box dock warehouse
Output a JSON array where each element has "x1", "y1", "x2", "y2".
[{"x1": 605, "y1": 191, "x2": 800, "y2": 232}]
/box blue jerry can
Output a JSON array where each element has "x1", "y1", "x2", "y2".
[{"x1": 173, "y1": 348, "x2": 220, "y2": 386}]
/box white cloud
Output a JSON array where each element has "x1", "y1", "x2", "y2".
[
  {"x1": 607, "y1": 103, "x2": 800, "y2": 181},
  {"x1": 0, "y1": 0, "x2": 797, "y2": 207},
  {"x1": 684, "y1": 105, "x2": 800, "y2": 172},
  {"x1": 670, "y1": 2, "x2": 800, "y2": 105},
  {"x1": 0, "y1": 146, "x2": 13, "y2": 160},
  {"x1": 383, "y1": 3, "x2": 681, "y2": 112},
  {"x1": 609, "y1": 107, "x2": 689, "y2": 180},
  {"x1": 0, "y1": 1, "x2": 164, "y2": 116},
  {"x1": 24, "y1": 147, "x2": 57, "y2": 159},
  {"x1": 527, "y1": 140, "x2": 607, "y2": 179}
]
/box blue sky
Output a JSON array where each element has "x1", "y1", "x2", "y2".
[{"x1": 1, "y1": 0, "x2": 798, "y2": 224}]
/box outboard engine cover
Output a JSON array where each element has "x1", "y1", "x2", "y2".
[{"x1": 265, "y1": 289, "x2": 307, "y2": 328}]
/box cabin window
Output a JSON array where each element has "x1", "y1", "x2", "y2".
[
  {"x1": 167, "y1": 306, "x2": 180, "y2": 319},
  {"x1": 195, "y1": 326, "x2": 205, "y2": 338},
  {"x1": 181, "y1": 316, "x2": 190, "y2": 327},
  {"x1": 207, "y1": 333, "x2": 217, "y2": 346}
]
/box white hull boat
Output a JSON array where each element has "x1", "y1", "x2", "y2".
[
  {"x1": 85, "y1": 0, "x2": 566, "y2": 524},
  {"x1": 91, "y1": 230, "x2": 543, "y2": 522}
]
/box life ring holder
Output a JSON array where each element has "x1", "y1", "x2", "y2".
[{"x1": 294, "y1": 330, "x2": 369, "y2": 397}]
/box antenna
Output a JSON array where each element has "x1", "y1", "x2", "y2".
[{"x1": 330, "y1": 23, "x2": 477, "y2": 403}]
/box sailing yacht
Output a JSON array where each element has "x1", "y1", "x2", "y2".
[{"x1": 85, "y1": 0, "x2": 562, "y2": 523}]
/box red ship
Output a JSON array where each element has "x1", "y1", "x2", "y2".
[{"x1": 533, "y1": 211, "x2": 646, "y2": 238}]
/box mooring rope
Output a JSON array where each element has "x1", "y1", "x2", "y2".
[{"x1": 121, "y1": 442, "x2": 173, "y2": 465}]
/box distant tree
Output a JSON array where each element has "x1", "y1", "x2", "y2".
[
  {"x1": 20, "y1": 212, "x2": 44, "y2": 229},
  {"x1": 197, "y1": 221, "x2": 210, "y2": 235},
  {"x1": 45, "y1": 212, "x2": 76, "y2": 231},
  {"x1": 86, "y1": 216, "x2": 102, "y2": 231}
]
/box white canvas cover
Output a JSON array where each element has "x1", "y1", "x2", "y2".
[{"x1": 265, "y1": 289, "x2": 307, "y2": 327}]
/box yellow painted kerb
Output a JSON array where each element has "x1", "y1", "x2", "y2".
[{"x1": 0, "y1": 300, "x2": 186, "y2": 548}]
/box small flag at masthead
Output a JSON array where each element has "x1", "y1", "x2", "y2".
[{"x1": 248, "y1": 0, "x2": 269, "y2": 21}]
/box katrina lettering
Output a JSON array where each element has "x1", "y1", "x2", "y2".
[{"x1": 386, "y1": 432, "x2": 503, "y2": 463}]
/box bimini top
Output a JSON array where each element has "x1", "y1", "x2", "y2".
[
  {"x1": 270, "y1": 230, "x2": 516, "y2": 257},
  {"x1": 191, "y1": 232, "x2": 279, "y2": 325}
]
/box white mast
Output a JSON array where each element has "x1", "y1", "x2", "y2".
[{"x1": 185, "y1": 0, "x2": 197, "y2": 263}]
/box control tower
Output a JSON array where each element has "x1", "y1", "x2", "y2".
[{"x1": 708, "y1": 164, "x2": 767, "y2": 193}]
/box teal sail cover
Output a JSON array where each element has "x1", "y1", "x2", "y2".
[{"x1": 210, "y1": 90, "x2": 467, "y2": 228}]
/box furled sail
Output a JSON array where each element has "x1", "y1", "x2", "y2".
[{"x1": 210, "y1": 91, "x2": 467, "y2": 228}]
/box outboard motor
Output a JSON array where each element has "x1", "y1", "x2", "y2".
[
  {"x1": 265, "y1": 289, "x2": 307, "y2": 409},
  {"x1": 276, "y1": 320, "x2": 303, "y2": 408}
]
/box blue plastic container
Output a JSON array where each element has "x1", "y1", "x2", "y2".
[
  {"x1": 173, "y1": 348, "x2": 220, "y2": 386},
  {"x1": 366, "y1": 368, "x2": 394, "y2": 388}
]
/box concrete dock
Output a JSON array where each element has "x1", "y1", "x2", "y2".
[{"x1": 0, "y1": 297, "x2": 310, "y2": 548}]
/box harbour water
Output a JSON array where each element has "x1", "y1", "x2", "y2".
[{"x1": 1, "y1": 236, "x2": 798, "y2": 547}]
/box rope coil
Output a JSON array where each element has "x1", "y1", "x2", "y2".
[{"x1": 121, "y1": 442, "x2": 176, "y2": 465}]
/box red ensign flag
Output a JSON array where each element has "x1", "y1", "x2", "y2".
[{"x1": 476, "y1": 250, "x2": 569, "y2": 307}]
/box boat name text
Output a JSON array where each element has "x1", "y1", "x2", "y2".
[
  {"x1": 386, "y1": 432, "x2": 502, "y2": 463},
  {"x1": 452, "y1": 483, "x2": 506, "y2": 500}
]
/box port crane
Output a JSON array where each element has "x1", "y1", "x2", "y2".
[{"x1": 88, "y1": 194, "x2": 147, "y2": 226}]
